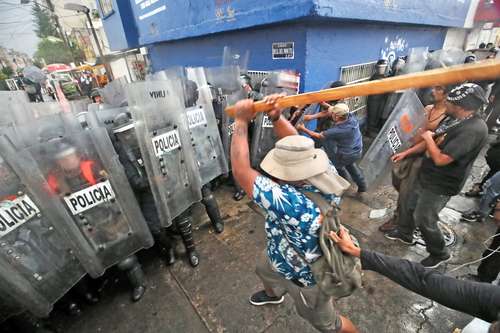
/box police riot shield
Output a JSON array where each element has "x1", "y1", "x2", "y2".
[
  {"x1": 401, "y1": 47, "x2": 429, "y2": 74},
  {"x1": 126, "y1": 79, "x2": 202, "y2": 226},
  {"x1": 359, "y1": 90, "x2": 425, "y2": 188},
  {"x1": 16, "y1": 110, "x2": 82, "y2": 148},
  {"x1": 184, "y1": 67, "x2": 228, "y2": 183},
  {"x1": 85, "y1": 103, "x2": 128, "y2": 134},
  {"x1": 250, "y1": 71, "x2": 299, "y2": 168},
  {"x1": 205, "y1": 66, "x2": 247, "y2": 170},
  {"x1": 0, "y1": 136, "x2": 88, "y2": 316},
  {"x1": 99, "y1": 77, "x2": 128, "y2": 107},
  {"x1": 24, "y1": 127, "x2": 153, "y2": 278},
  {"x1": 427, "y1": 48, "x2": 466, "y2": 69}
]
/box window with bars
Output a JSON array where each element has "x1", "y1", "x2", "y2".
[
  {"x1": 99, "y1": 0, "x2": 114, "y2": 17},
  {"x1": 339, "y1": 61, "x2": 376, "y2": 116}
]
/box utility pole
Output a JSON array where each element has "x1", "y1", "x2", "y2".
[
  {"x1": 43, "y1": 0, "x2": 71, "y2": 50},
  {"x1": 64, "y1": 3, "x2": 114, "y2": 80}
]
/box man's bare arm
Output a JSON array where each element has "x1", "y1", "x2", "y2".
[
  {"x1": 231, "y1": 101, "x2": 260, "y2": 197},
  {"x1": 297, "y1": 124, "x2": 324, "y2": 140},
  {"x1": 422, "y1": 131, "x2": 454, "y2": 166}
]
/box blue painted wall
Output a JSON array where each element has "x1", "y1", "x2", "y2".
[
  {"x1": 313, "y1": 0, "x2": 470, "y2": 28},
  {"x1": 97, "y1": 0, "x2": 138, "y2": 51},
  {"x1": 304, "y1": 22, "x2": 447, "y2": 91},
  {"x1": 104, "y1": 0, "x2": 470, "y2": 51},
  {"x1": 147, "y1": 20, "x2": 446, "y2": 93},
  {"x1": 148, "y1": 23, "x2": 308, "y2": 90}
]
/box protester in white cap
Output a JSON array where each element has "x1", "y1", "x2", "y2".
[
  {"x1": 297, "y1": 103, "x2": 368, "y2": 203},
  {"x1": 231, "y1": 95, "x2": 357, "y2": 333}
]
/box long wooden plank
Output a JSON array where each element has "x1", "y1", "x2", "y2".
[{"x1": 225, "y1": 60, "x2": 500, "y2": 117}]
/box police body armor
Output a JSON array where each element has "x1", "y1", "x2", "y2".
[
  {"x1": 23, "y1": 127, "x2": 153, "y2": 278},
  {"x1": 250, "y1": 71, "x2": 298, "y2": 168},
  {"x1": 0, "y1": 136, "x2": 87, "y2": 318},
  {"x1": 126, "y1": 79, "x2": 202, "y2": 227},
  {"x1": 359, "y1": 90, "x2": 425, "y2": 189}
]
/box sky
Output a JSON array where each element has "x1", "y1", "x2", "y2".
[{"x1": 0, "y1": 1, "x2": 39, "y2": 57}]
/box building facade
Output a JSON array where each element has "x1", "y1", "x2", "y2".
[
  {"x1": 98, "y1": 0, "x2": 474, "y2": 91},
  {"x1": 465, "y1": 0, "x2": 500, "y2": 50}
]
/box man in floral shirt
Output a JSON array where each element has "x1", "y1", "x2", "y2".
[{"x1": 231, "y1": 95, "x2": 357, "y2": 333}]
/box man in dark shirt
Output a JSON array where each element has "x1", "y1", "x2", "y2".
[
  {"x1": 366, "y1": 59, "x2": 389, "y2": 136},
  {"x1": 298, "y1": 103, "x2": 367, "y2": 199},
  {"x1": 330, "y1": 226, "x2": 500, "y2": 329},
  {"x1": 387, "y1": 83, "x2": 489, "y2": 268}
]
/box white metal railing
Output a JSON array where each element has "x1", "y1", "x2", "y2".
[{"x1": 340, "y1": 61, "x2": 377, "y2": 115}]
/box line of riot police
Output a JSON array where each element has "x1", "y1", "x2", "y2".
[{"x1": 0, "y1": 65, "x2": 295, "y2": 332}]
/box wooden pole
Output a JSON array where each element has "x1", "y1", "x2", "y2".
[{"x1": 225, "y1": 60, "x2": 500, "y2": 117}]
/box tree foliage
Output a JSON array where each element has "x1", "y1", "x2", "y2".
[
  {"x1": 31, "y1": 3, "x2": 59, "y2": 39},
  {"x1": 34, "y1": 38, "x2": 73, "y2": 64},
  {"x1": 1, "y1": 66, "x2": 14, "y2": 78},
  {"x1": 31, "y1": 3, "x2": 86, "y2": 65}
]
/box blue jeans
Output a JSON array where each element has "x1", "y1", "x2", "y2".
[
  {"x1": 332, "y1": 151, "x2": 367, "y2": 192},
  {"x1": 478, "y1": 171, "x2": 500, "y2": 216}
]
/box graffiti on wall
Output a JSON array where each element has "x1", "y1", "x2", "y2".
[
  {"x1": 380, "y1": 35, "x2": 409, "y2": 65},
  {"x1": 215, "y1": 0, "x2": 236, "y2": 23}
]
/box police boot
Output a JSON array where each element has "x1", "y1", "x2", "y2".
[
  {"x1": 156, "y1": 230, "x2": 176, "y2": 265},
  {"x1": 202, "y1": 185, "x2": 224, "y2": 234},
  {"x1": 117, "y1": 255, "x2": 146, "y2": 302},
  {"x1": 175, "y1": 210, "x2": 200, "y2": 267},
  {"x1": 74, "y1": 276, "x2": 100, "y2": 304}
]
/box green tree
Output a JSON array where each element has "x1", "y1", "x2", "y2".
[
  {"x1": 32, "y1": 3, "x2": 59, "y2": 39},
  {"x1": 1, "y1": 66, "x2": 14, "y2": 78},
  {"x1": 34, "y1": 38, "x2": 73, "y2": 64}
]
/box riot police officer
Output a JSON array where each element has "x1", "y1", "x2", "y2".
[
  {"x1": 112, "y1": 113, "x2": 200, "y2": 266},
  {"x1": 183, "y1": 79, "x2": 225, "y2": 233},
  {"x1": 47, "y1": 139, "x2": 148, "y2": 301}
]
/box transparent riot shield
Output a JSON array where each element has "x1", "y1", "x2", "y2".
[
  {"x1": 359, "y1": 90, "x2": 425, "y2": 188},
  {"x1": 99, "y1": 77, "x2": 128, "y2": 107},
  {"x1": 205, "y1": 66, "x2": 246, "y2": 170},
  {"x1": 23, "y1": 128, "x2": 153, "y2": 278},
  {"x1": 85, "y1": 103, "x2": 129, "y2": 135},
  {"x1": 16, "y1": 111, "x2": 82, "y2": 148},
  {"x1": 427, "y1": 48, "x2": 466, "y2": 69},
  {"x1": 126, "y1": 79, "x2": 202, "y2": 226},
  {"x1": 401, "y1": 47, "x2": 429, "y2": 74},
  {"x1": 250, "y1": 71, "x2": 299, "y2": 168},
  {"x1": 0, "y1": 262, "x2": 48, "y2": 318},
  {"x1": 0, "y1": 136, "x2": 88, "y2": 316},
  {"x1": 184, "y1": 67, "x2": 228, "y2": 183}
]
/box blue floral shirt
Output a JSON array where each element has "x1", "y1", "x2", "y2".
[{"x1": 253, "y1": 175, "x2": 340, "y2": 287}]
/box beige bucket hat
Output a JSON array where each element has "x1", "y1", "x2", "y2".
[
  {"x1": 328, "y1": 103, "x2": 350, "y2": 117},
  {"x1": 260, "y1": 135, "x2": 350, "y2": 196}
]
